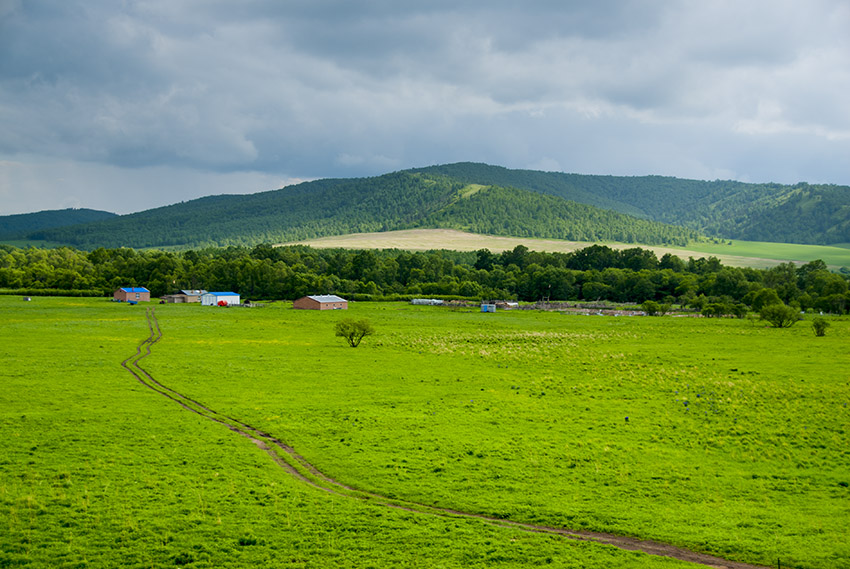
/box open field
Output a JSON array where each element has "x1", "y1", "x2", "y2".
[
  {"x1": 2, "y1": 297, "x2": 848, "y2": 568},
  {"x1": 284, "y1": 229, "x2": 850, "y2": 270}
]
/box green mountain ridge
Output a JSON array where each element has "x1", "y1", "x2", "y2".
[
  {"x1": 25, "y1": 171, "x2": 698, "y2": 249},
  {"x1": 11, "y1": 162, "x2": 850, "y2": 249},
  {"x1": 0, "y1": 208, "x2": 117, "y2": 239},
  {"x1": 413, "y1": 163, "x2": 850, "y2": 244}
]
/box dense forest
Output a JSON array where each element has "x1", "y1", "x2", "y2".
[
  {"x1": 26, "y1": 172, "x2": 698, "y2": 249},
  {"x1": 413, "y1": 163, "x2": 850, "y2": 244},
  {"x1": 2, "y1": 243, "x2": 847, "y2": 314},
  {"x1": 0, "y1": 208, "x2": 116, "y2": 239}
]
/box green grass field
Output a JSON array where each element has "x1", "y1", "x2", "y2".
[
  {"x1": 680, "y1": 240, "x2": 850, "y2": 269},
  {"x1": 2, "y1": 297, "x2": 848, "y2": 568}
]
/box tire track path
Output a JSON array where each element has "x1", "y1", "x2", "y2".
[{"x1": 123, "y1": 308, "x2": 769, "y2": 569}]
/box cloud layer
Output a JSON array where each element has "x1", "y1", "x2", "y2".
[{"x1": 2, "y1": 1, "x2": 849, "y2": 214}]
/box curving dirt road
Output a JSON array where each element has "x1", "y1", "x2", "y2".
[{"x1": 122, "y1": 308, "x2": 770, "y2": 569}]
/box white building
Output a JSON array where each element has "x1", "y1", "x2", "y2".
[{"x1": 201, "y1": 292, "x2": 241, "y2": 306}]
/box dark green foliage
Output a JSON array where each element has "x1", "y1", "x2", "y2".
[
  {"x1": 27, "y1": 171, "x2": 698, "y2": 249},
  {"x1": 1, "y1": 243, "x2": 848, "y2": 309},
  {"x1": 642, "y1": 300, "x2": 670, "y2": 316},
  {"x1": 14, "y1": 163, "x2": 850, "y2": 249},
  {"x1": 413, "y1": 163, "x2": 850, "y2": 245},
  {"x1": 749, "y1": 288, "x2": 783, "y2": 311},
  {"x1": 421, "y1": 186, "x2": 698, "y2": 246},
  {"x1": 335, "y1": 318, "x2": 375, "y2": 347},
  {"x1": 0, "y1": 208, "x2": 117, "y2": 239},
  {"x1": 812, "y1": 317, "x2": 830, "y2": 336},
  {"x1": 759, "y1": 303, "x2": 800, "y2": 328}
]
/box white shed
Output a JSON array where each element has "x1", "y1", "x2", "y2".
[{"x1": 201, "y1": 292, "x2": 241, "y2": 306}]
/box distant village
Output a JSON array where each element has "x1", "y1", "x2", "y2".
[
  {"x1": 112, "y1": 287, "x2": 350, "y2": 310},
  {"x1": 111, "y1": 287, "x2": 527, "y2": 313}
]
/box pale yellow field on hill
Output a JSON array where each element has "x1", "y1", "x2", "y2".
[{"x1": 284, "y1": 228, "x2": 846, "y2": 269}]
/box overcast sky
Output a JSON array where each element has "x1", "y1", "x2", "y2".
[{"x1": 1, "y1": 1, "x2": 849, "y2": 215}]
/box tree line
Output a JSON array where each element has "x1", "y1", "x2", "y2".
[{"x1": 1, "y1": 243, "x2": 848, "y2": 313}]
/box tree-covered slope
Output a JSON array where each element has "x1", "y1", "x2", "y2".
[
  {"x1": 423, "y1": 185, "x2": 699, "y2": 245},
  {"x1": 413, "y1": 163, "x2": 850, "y2": 245},
  {"x1": 24, "y1": 163, "x2": 848, "y2": 249},
  {"x1": 29, "y1": 172, "x2": 697, "y2": 249},
  {"x1": 0, "y1": 208, "x2": 117, "y2": 239}
]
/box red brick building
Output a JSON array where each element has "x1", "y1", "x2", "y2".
[{"x1": 293, "y1": 295, "x2": 348, "y2": 310}]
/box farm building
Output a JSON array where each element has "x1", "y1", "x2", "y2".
[
  {"x1": 293, "y1": 295, "x2": 348, "y2": 310},
  {"x1": 162, "y1": 289, "x2": 207, "y2": 303},
  {"x1": 114, "y1": 287, "x2": 150, "y2": 302},
  {"x1": 201, "y1": 292, "x2": 240, "y2": 306},
  {"x1": 411, "y1": 298, "x2": 444, "y2": 306}
]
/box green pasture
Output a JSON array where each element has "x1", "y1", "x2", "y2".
[
  {"x1": 1, "y1": 297, "x2": 848, "y2": 568},
  {"x1": 676, "y1": 240, "x2": 850, "y2": 269}
]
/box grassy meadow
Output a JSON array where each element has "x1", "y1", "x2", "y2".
[{"x1": 1, "y1": 296, "x2": 848, "y2": 568}]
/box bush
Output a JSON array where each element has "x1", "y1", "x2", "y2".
[
  {"x1": 759, "y1": 303, "x2": 799, "y2": 328},
  {"x1": 642, "y1": 300, "x2": 660, "y2": 316},
  {"x1": 812, "y1": 317, "x2": 830, "y2": 337}
]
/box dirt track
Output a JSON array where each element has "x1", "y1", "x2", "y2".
[{"x1": 122, "y1": 308, "x2": 770, "y2": 569}]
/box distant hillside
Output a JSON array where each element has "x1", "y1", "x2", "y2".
[
  {"x1": 413, "y1": 163, "x2": 850, "y2": 245},
  {"x1": 29, "y1": 172, "x2": 698, "y2": 249},
  {"x1": 0, "y1": 208, "x2": 117, "y2": 239},
  {"x1": 22, "y1": 163, "x2": 850, "y2": 249}
]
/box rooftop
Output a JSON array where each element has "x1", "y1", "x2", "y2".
[{"x1": 307, "y1": 295, "x2": 347, "y2": 303}]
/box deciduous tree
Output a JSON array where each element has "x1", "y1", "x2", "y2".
[{"x1": 334, "y1": 319, "x2": 375, "y2": 347}]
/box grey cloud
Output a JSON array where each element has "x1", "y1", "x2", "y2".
[{"x1": 0, "y1": 1, "x2": 848, "y2": 215}]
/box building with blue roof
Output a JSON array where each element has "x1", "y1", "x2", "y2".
[{"x1": 114, "y1": 287, "x2": 150, "y2": 302}]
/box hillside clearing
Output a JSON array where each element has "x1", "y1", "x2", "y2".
[{"x1": 283, "y1": 229, "x2": 850, "y2": 269}]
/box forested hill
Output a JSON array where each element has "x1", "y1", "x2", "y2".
[
  {"x1": 0, "y1": 208, "x2": 117, "y2": 239},
  {"x1": 412, "y1": 163, "x2": 850, "y2": 245},
  {"x1": 29, "y1": 172, "x2": 698, "y2": 249}
]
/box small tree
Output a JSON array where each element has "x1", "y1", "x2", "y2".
[
  {"x1": 812, "y1": 317, "x2": 830, "y2": 337},
  {"x1": 759, "y1": 303, "x2": 799, "y2": 328},
  {"x1": 335, "y1": 318, "x2": 375, "y2": 347}
]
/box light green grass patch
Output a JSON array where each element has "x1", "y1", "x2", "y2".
[
  {"x1": 460, "y1": 184, "x2": 488, "y2": 198},
  {"x1": 140, "y1": 301, "x2": 849, "y2": 569},
  {"x1": 677, "y1": 240, "x2": 850, "y2": 269},
  {"x1": 0, "y1": 296, "x2": 708, "y2": 568}
]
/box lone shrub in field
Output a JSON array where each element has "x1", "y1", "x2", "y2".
[
  {"x1": 641, "y1": 300, "x2": 671, "y2": 316},
  {"x1": 642, "y1": 300, "x2": 660, "y2": 316},
  {"x1": 759, "y1": 303, "x2": 799, "y2": 328},
  {"x1": 335, "y1": 318, "x2": 375, "y2": 347},
  {"x1": 812, "y1": 317, "x2": 830, "y2": 336}
]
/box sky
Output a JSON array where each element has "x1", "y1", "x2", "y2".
[{"x1": 1, "y1": 1, "x2": 849, "y2": 215}]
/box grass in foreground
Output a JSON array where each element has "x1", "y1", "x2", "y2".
[
  {"x1": 2, "y1": 296, "x2": 848, "y2": 568},
  {"x1": 0, "y1": 297, "x2": 704, "y2": 568}
]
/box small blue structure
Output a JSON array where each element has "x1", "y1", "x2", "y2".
[{"x1": 481, "y1": 303, "x2": 496, "y2": 313}]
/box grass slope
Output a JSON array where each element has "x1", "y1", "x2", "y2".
[
  {"x1": 287, "y1": 228, "x2": 850, "y2": 270},
  {"x1": 4, "y1": 297, "x2": 845, "y2": 568}
]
